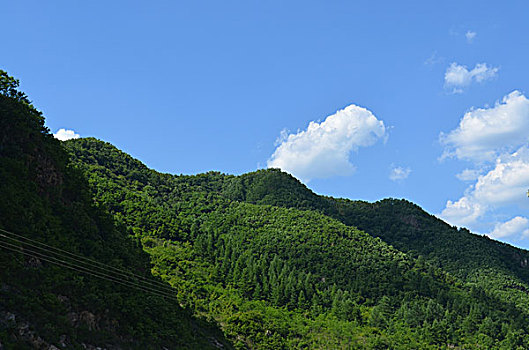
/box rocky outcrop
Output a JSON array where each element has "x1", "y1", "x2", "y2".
[
  {"x1": 1, "y1": 310, "x2": 51, "y2": 349},
  {"x1": 1, "y1": 308, "x2": 114, "y2": 349},
  {"x1": 400, "y1": 215, "x2": 419, "y2": 229}
]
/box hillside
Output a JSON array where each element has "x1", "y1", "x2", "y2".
[
  {"x1": 220, "y1": 169, "x2": 529, "y2": 313},
  {"x1": 66, "y1": 137, "x2": 529, "y2": 349},
  {"x1": 0, "y1": 71, "x2": 229, "y2": 349},
  {"x1": 4, "y1": 68, "x2": 529, "y2": 348}
]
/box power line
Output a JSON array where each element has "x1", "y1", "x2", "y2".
[
  {"x1": 0, "y1": 243, "x2": 178, "y2": 301},
  {"x1": 0, "y1": 229, "x2": 180, "y2": 301},
  {"x1": 0, "y1": 235, "x2": 177, "y2": 295},
  {"x1": 0, "y1": 227, "x2": 175, "y2": 293},
  {"x1": 0, "y1": 240, "x2": 179, "y2": 301},
  {"x1": 0, "y1": 239, "x2": 179, "y2": 300}
]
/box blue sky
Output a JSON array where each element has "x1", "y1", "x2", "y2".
[{"x1": 4, "y1": 1, "x2": 529, "y2": 248}]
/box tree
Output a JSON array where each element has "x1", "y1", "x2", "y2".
[
  {"x1": 0, "y1": 70, "x2": 31, "y2": 104},
  {"x1": 369, "y1": 296, "x2": 392, "y2": 328}
]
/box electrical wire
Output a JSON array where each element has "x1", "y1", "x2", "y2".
[
  {"x1": 0, "y1": 229, "x2": 180, "y2": 301},
  {"x1": 0, "y1": 227, "x2": 175, "y2": 293},
  {"x1": 0, "y1": 238, "x2": 178, "y2": 300},
  {"x1": 0, "y1": 240, "x2": 179, "y2": 301}
]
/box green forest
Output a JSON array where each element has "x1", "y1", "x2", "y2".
[{"x1": 3, "y1": 70, "x2": 529, "y2": 348}]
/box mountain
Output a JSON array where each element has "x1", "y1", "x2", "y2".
[
  {"x1": 221, "y1": 169, "x2": 529, "y2": 314},
  {"x1": 65, "y1": 138, "x2": 529, "y2": 349},
  {"x1": 4, "y1": 69, "x2": 529, "y2": 349},
  {"x1": 0, "y1": 71, "x2": 230, "y2": 349}
]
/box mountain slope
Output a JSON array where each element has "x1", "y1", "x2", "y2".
[
  {"x1": 221, "y1": 169, "x2": 529, "y2": 313},
  {"x1": 0, "y1": 71, "x2": 229, "y2": 349},
  {"x1": 66, "y1": 138, "x2": 529, "y2": 349}
]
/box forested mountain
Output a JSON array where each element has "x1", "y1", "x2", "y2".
[
  {"x1": 219, "y1": 170, "x2": 529, "y2": 314},
  {"x1": 0, "y1": 71, "x2": 230, "y2": 349},
  {"x1": 4, "y1": 69, "x2": 529, "y2": 349},
  {"x1": 65, "y1": 138, "x2": 529, "y2": 349}
]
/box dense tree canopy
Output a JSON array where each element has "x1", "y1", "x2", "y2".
[{"x1": 65, "y1": 137, "x2": 529, "y2": 349}]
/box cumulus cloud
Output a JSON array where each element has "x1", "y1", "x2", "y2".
[
  {"x1": 440, "y1": 91, "x2": 529, "y2": 162},
  {"x1": 440, "y1": 196, "x2": 485, "y2": 228},
  {"x1": 465, "y1": 30, "x2": 477, "y2": 43},
  {"x1": 489, "y1": 216, "x2": 529, "y2": 239},
  {"x1": 389, "y1": 166, "x2": 411, "y2": 181},
  {"x1": 444, "y1": 62, "x2": 498, "y2": 93},
  {"x1": 472, "y1": 147, "x2": 529, "y2": 207},
  {"x1": 267, "y1": 104, "x2": 386, "y2": 182},
  {"x1": 53, "y1": 128, "x2": 80, "y2": 141},
  {"x1": 440, "y1": 146, "x2": 529, "y2": 231},
  {"x1": 439, "y1": 92, "x2": 529, "y2": 239}
]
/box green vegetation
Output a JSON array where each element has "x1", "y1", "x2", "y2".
[
  {"x1": 5, "y1": 69, "x2": 529, "y2": 348},
  {"x1": 0, "y1": 70, "x2": 229, "y2": 349},
  {"x1": 221, "y1": 169, "x2": 529, "y2": 315},
  {"x1": 65, "y1": 138, "x2": 529, "y2": 348}
]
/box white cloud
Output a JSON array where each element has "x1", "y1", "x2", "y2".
[
  {"x1": 53, "y1": 128, "x2": 80, "y2": 141},
  {"x1": 465, "y1": 30, "x2": 477, "y2": 43},
  {"x1": 444, "y1": 62, "x2": 498, "y2": 92},
  {"x1": 472, "y1": 64, "x2": 499, "y2": 83},
  {"x1": 274, "y1": 128, "x2": 289, "y2": 146},
  {"x1": 489, "y1": 216, "x2": 529, "y2": 239},
  {"x1": 267, "y1": 104, "x2": 386, "y2": 182},
  {"x1": 424, "y1": 51, "x2": 444, "y2": 66},
  {"x1": 440, "y1": 91, "x2": 529, "y2": 162},
  {"x1": 456, "y1": 168, "x2": 481, "y2": 181},
  {"x1": 440, "y1": 146, "x2": 529, "y2": 228},
  {"x1": 440, "y1": 91, "x2": 529, "y2": 243},
  {"x1": 472, "y1": 147, "x2": 529, "y2": 207},
  {"x1": 389, "y1": 166, "x2": 411, "y2": 181},
  {"x1": 440, "y1": 196, "x2": 485, "y2": 227}
]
